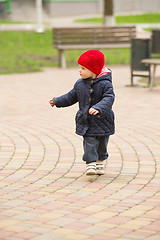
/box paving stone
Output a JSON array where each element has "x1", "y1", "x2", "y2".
[
  {"x1": 0, "y1": 231, "x2": 14, "y2": 239},
  {"x1": 13, "y1": 231, "x2": 40, "y2": 239},
  {"x1": 80, "y1": 226, "x2": 106, "y2": 236},
  {"x1": 48, "y1": 217, "x2": 76, "y2": 227}
]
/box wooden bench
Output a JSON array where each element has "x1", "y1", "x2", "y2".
[{"x1": 53, "y1": 26, "x2": 136, "y2": 68}]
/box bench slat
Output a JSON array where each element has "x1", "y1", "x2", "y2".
[
  {"x1": 54, "y1": 35, "x2": 135, "y2": 40},
  {"x1": 57, "y1": 43, "x2": 131, "y2": 50},
  {"x1": 55, "y1": 40, "x2": 131, "y2": 45},
  {"x1": 54, "y1": 36, "x2": 133, "y2": 41},
  {"x1": 53, "y1": 26, "x2": 136, "y2": 31}
]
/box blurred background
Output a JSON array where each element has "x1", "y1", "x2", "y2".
[
  {"x1": 0, "y1": 0, "x2": 160, "y2": 20},
  {"x1": 0, "y1": 0, "x2": 160, "y2": 87}
]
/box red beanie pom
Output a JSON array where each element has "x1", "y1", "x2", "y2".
[{"x1": 78, "y1": 50, "x2": 105, "y2": 75}]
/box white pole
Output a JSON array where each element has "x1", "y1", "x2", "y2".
[{"x1": 36, "y1": 0, "x2": 44, "y2": 33}]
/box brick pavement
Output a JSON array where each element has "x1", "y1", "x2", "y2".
[{"x1": 0, "y1": 65, "x2": 160, "y2": 240}]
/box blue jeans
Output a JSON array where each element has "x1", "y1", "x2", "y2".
[{"x1": 83, "y1": 136, "x2": 109, "y2": 164}]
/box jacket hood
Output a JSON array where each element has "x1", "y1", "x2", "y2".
[
  {"x1": 80, "y1": 67, "x2": 112, "y2": 83},
  {"x1": 96, "y1": 67, "x2": 112, "y2": 82}
]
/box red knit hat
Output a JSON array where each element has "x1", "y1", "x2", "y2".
[{"x1": 78, "y1": 49, "x2": 105, "y2": 75}]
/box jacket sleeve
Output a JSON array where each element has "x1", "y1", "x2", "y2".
[
  {"x1": 92, "y1": 81, "x2": 115, "y2": 116},
  {"x1": 52, "y1": 86, "x2": 78, "y2": 108}
]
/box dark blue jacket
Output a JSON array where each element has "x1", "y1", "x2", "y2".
[{"x1": 53, "y1": 68, "x2": 115, "y2": 136}]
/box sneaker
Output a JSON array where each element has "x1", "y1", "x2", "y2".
[
  {"x1": 86, "y1": 162, "x2": 96, "y2": 175},
  {"x1": 96, "y1": 160, "x2": 105, "y2": 175}
]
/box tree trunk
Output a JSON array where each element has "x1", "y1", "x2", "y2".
[{"x1": 103, "y1": 0, "x2": 115, "y2": 26}]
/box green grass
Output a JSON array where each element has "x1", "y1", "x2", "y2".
[
  {"x1": 65, "y1": 49, "x2": 130, "y2": 66},
  {"x1": 75, "y1": 17, "x2": 103, "y2": 24},
  {"x1": 0, "y1": 19, "x2": 35, "y2": 24},
  {"x1": 0, "y1": 30, "x2": 58, "y2": 74},
  {"x1": 75, "y1": 12, "x2": 160, "y2": 24},
  {"x1": 0, "y1": 19, "x2": 50, "y2": 26},
  {"x1": 0, "y1": 30, "x2": 130, "y2": 74},
  {"x1": 117, "y1": 12, "x2": 160, "y2": 24}
]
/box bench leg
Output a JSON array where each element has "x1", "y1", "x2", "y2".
[
  {"x1": 61, "y1": 50, "x2": 66, "y2": 68},
  {"x1": 131, "y1": 72, "x2": 134, "y2": 86},
  {"x1": 150, "y1": 65, "x2": 156, "y2": 90},
  {"x1": 58, "y1": 50, "x2": 66, "y2": 68}
]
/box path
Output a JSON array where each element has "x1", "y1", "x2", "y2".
[{"x1": 0, "y1": 66, "x2": 160, "y2": 240}]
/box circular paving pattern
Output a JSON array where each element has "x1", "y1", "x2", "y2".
[{"x1": 0, "y1": 67, "x2": 160, "y2": 240}]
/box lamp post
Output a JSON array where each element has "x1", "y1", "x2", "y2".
[{"x1": 36, "y1": 0, "x2": 44, "y2": 33}]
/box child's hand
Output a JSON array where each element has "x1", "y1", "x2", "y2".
[
  {"x1": 49, "y1": 99, "x2": 55, "y2": 107},
  {"x1": 89, "y1": 108, "x2": 100, "y2": 115}
]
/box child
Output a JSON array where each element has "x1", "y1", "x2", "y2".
[{"x1": 49, "y1": 50, "x2": 115, "y2": 175}]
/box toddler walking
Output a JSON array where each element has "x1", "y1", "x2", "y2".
[{"x1": 49, "y1": 50, "x2": 115, "y2": 175}]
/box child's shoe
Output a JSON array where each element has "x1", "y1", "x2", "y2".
[
  {"x1": 86, "y1": 162, "x2": 96, "y2": 175},
  {"x1": 96, "y1": 160, "x2": 105, "y2": 175}
]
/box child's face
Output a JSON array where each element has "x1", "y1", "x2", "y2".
[{"x1": 79, "y1": 65, "x2": 97, "y2": 79}]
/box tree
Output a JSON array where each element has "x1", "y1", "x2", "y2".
[{"x1": 103, "y1": 0, "x2": 115, "y2": 26}]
